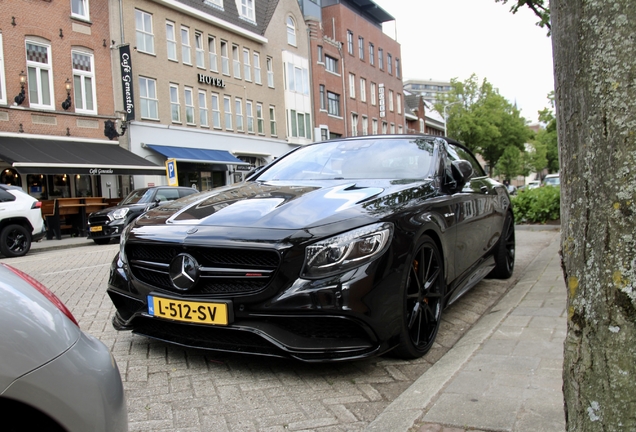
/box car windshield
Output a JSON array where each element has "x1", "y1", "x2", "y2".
[
  {"x1": 120, "y1": 188, "x2": 154, "y2": 205},
  {"x1": 544, "y1": 177, "x2": 560, "y2": 186},
  {"x1": 257, "y1": 138, "x2": 437, "y2": 181}
]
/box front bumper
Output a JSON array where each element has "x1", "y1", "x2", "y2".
[{"x1": 108, "y1": 246, "x2": 404, "y2": 362}]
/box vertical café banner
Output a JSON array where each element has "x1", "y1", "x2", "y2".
[{"x1": 119, "y1": 45, "x2": 135, "y2": 121}]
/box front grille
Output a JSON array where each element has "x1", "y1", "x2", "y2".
[
  {"x1": 127, "y1": 244, "x2": 280, "y2": 297},
  {"x1": 134, "y1": 318, "x2": 281, "y2": 355},
  {"x1": 88, "y1": 215, "x2": 110, "y2": 225},
  {"x1": 264, "y1": 317, "x2": 370, "y2": 340}
]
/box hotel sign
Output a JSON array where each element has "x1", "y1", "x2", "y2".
[
  {"x1": 198, "y1": 74, "x2": 226, "y2": 88},
  {"x1": 119, "y1": 45, "x2": 135, "y2": 121}
]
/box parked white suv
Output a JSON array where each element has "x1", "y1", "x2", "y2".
[{"x1": 0, "y1": 185, "x2": 46, "y2": 257}]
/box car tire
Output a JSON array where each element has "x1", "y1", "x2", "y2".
[
  {"x1": 393, "y1": 236, "x2": 446, "y2": 359},
  {"x1": 488, "y1": 212, "x2": 515, "y2": 279},
  {"x1": 0, "y1": 224, "x2": 31, "y2": 257},
  {"x1": 93, "y1": 238, "x2": 112, "y2": 245}
]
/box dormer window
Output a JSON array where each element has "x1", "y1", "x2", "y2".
[{"x1": 238, "y1": 0, "x2": 255, "y2": 22}]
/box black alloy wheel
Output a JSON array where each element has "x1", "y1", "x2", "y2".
[
  {"x1": 394, "y1": 236, "x2": 445, "y2": 359},
  {"x1": 0, "y1": 224, "x2": 31, "y2": 257},
  {"x1": 489, "y1": 212, "x2": 515, "y2": 279}
]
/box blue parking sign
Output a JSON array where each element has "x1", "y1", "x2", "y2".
[{"x1": 165, "y1": 158, "x2": 178, "y2": 186}]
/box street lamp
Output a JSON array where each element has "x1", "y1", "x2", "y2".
[{"x1": 443, "y1": 101, "x2": 461, "y2": 137}]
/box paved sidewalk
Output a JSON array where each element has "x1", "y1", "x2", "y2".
[{"x1": 367, "y1": 232, "x2": 565, "y2": 432}]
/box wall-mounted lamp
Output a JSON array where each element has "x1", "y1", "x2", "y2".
[
  {"x1": 61, "y1": 78, "x2": 72, "y2": 110},
  {"x1": 14, "y1": 71, "x2": 27, "y2": 105},
  {"x1": 104, "y1": 112, "x2": 128, "y2": 140}
]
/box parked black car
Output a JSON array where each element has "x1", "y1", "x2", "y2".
[
  {"x1": 87, "y1": 186, "x2": 197, "y2": 244},
  {"x1": 108, "y1": 135, "x2": 515, "y2": 362}
]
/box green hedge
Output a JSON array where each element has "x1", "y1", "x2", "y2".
[{"x1": 511, "y1": 186, "x2": 561, "y2": 224}]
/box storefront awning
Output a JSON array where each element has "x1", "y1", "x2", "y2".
[
  {"x1": 146, "y1": 144, "x2": 250, "y2": 165},
  {"x1": 0, "y1": 136, "x2": 165, "y2": 175}
]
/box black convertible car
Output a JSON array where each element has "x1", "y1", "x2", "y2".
[{"x1": 107, "y1": 135, "x2": 515, "y2": 362}]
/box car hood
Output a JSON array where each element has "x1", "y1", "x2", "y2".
[{"x1": 135, "y1": 179, "x2": 436, "y2": 230}]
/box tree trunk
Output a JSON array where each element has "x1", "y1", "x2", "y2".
[{"x1": 552, "y1": 0, "x2": 636, "y2": 430}]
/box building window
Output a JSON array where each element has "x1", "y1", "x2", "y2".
[
  {"x1": 256, "y1": 103, "x2": 264, "y2": 134},
  {"x1": 223, "y1": 95, "x2": 232, "y2": 129},
  {"x1": 327, "y1": 91, "x2": 340, "y2": 116},
  {"x1": 382, "y1": 121, "x2": 388, "y2": 134},
  {"x1": 269, "y1": 106, "x2": 277, "y2": 136},
  {"x1": 243, "y1": 48, "x2": 251, "y2": 81},
  {"x1": 389, "y1": 89, "x2": 394, "y2": 112},
  {"x1": 26, "y1": 41, "x2": 53, "y2": 109},
  {"x1": 358, "y1": 37, "x2": 364, "y2": 60},
  {"x1": 395, "y1": 58, "x2": 401, "y2": 78},
  {"x1": 370, "y1": 82, "x2": 376, "y2": 105},
  {"x1": 351, "y1": 113, "x2": 358, "y2": 136},
  {"x1": 369, "y1": 43, "x2": 374, "y2": 66},
  {"x1": 387, "y1": 53, "x2": 393, "y2": 75},
  {"x1": 287, "y1": 17, "x2": 297, "y2": 46},
  {"x1": 71, "y1": 0, "x2": 89, "y2": 20},
  {"x1": 253, "y1": 52, "x2": 261, "y2": 84},
  {"x1": 398, "y1": 125, "x2": 403, "y2": 133},
  {"x1": 135, "y1": 9, "x2": 154, "y2": 54},
  {"x1": 208, "y1": 37, "x2": 218, "y2": 72},
  {"x1": 317, "y1": 45, "x2": 323, "y2": 63},
  {"x1": 169, "y1": 84, "x2": 180, "y2": 123},
  {"x1": 0, "y1": 34, "x2": 6, "y2": 105},
  {"x1": 235, "y1": 98, "x2": 243, "y2": 131},
  {"x1": 397, "y1": 93, "x2": 402, "y2": 114},
  {"x1": 232, "y1": 45, "x2": 241, "y2": 78},
  {"x1": 267, "y1": 57, "x2": 274, "y2": 87},
  {"x1": 319, "y1": 85, "x2": 326, "y2": 110},
  {"x1": 246, "y1": 100, "x2": 254, "y2": 133},
  {"x1": 349, "y1": 73, "x2": 355, "y2": 99},
  {"x1": 184, "y1": 87, "x2": 195, "y2": 124},
  {"x1": 195, "y1": 32, "x2": 205, "y2": 68},
  {"x1": 290, "y1": 110, "x2": 311, "y2": 139},
  {"x1": 71, "y1": 50, "x2": 96, "y2": 113},
  {"x1": 205, "y1": 0, "x2": 223, "y2": 7},
  {"x1": 360, "y1": 78, "x2": 366, "y2": 103},
  {"x1": 390, "y1": 123, "x2": 395, "y2": 134},
  {"x1": 198, "y1": 90, "x2": 208, "y2": 127},
  {"x1": 346, "y1": 30, "x2": 353, "y2": 55},
  {"x1": 166, "y1": 22, "x2": 177, "y2": 61},
  {"x1": 362, "y1": 115, "x2": 368, "y2": 135},
  {"x1": 325, "y1": 55, "x2": 338, "y2": 74},
  {"x1": 286, "y1": 63, "x2": 309, "y2": 95},
  {"x1": 181, "y1": 27, "x2": 191, "y2": 65},
  {"x1": 240, "y1": 0, "x2": 255, "y2": 21},
  {"x1": 220, "y1": 41, "x2": 229, "y2": 75},
  {"x1": 211, "y1": 93, "x2": 221, "y2": 128},
  {"x1": 372, "y1": 118, "x2": 378, "y2": 134},
  {"x1": 139, "y1": 76, "x2": 158, "y2": 119},
  {"x1": 378, "y1": 48, "x2": 384, "y2": 70}
]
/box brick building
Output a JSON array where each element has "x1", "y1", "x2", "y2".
[
  {"x1": 0, "y1": 0, "x2": 163, "y2": 199},
  {"x1": 302, "y1": 0, "x2": 404, "y2": 139},
  {"x1": 111, "y1": 0, "x2": 310, "y2": 190}
]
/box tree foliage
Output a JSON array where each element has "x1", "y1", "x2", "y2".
[
  {"x1": 495, "y1": 0, "x2": 551, "y2": 32},
  {"x1": 435, "y1": 74, "x2": 531, "y2": 173}
]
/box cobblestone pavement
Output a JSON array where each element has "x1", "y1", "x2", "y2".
[{"x1": 1, "y1": 228, "x2": 559, "y2": 431}]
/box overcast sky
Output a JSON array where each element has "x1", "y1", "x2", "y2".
[{"x1": 371, "y1": 0, "x2": 555, "y2": 123}]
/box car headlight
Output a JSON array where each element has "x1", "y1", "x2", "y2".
[
  {"x1": 111, "y1": 207, "x2": 129, "y2": 220},
  {"x1": 301, "y1": 222, "x2": 393, "y2": 279},
  {"x1": 119, "y1": 223, "x2": 132, "y2": 265}
]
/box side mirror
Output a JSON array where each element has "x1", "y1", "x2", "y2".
[{"x1": 451, "y1": 160, "x2": 474, "y2": 190}]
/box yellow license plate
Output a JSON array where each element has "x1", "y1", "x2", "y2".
[
  {"x1": 90, "y1": 226, "x2": 102, "y2": 232},
  {"x1": 148, "y1": 296, "x2": 229, "y2": 325}
]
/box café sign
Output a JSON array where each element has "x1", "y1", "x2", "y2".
[
  {"x1": 119, "y1": 45, "x2": 135, "y2": 121},
  {"x1": 198, "y1": 74, "x2": 226, "y2": 88}
]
